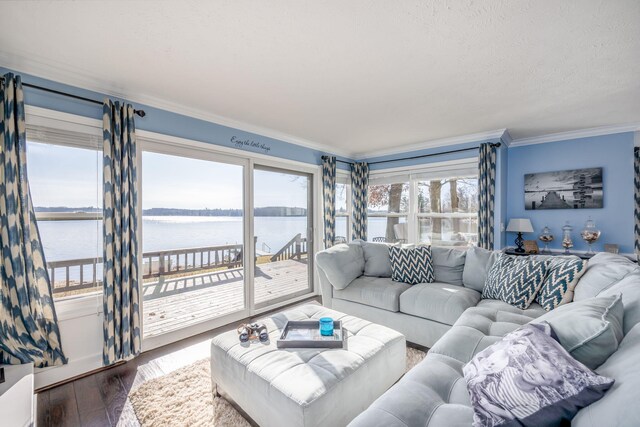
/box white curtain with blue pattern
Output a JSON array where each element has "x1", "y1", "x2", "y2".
[
  {"x1": 0, "y1": 73, "x2": 67, "y2": 367},
  {"x1": 102, "y1": 99, "x2": 141, "y2": 365},
  {"x1": 478, "y1": 143, "x2": 497, "y2": 250},
  {"x1": 635, "y1": 147, "x2": 640, "y2": 262},
  {"x1": 351, "y1": 162, "x2": 369, "y2": 241},
  {"x1": 322, "y1": 156, "x2": 336, "y2": 248}
]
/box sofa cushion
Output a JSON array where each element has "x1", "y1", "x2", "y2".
[
  {"x1": 399, "y1": 282, "x2": 481, "y2": 326},
  {"x1": 475, "y1": 299, "x2": 547, "y2": 319},
  {"x1": 537, "y1": 256, "x2": 588, "y2": 311},
  {"x1": 464, "y1": 322, "x2": 614, "y2": 427},
  {"x1": 315, "y1": 243, "x2": 364, "y2": 290},
  {"x1": 348, "y1": 353, "x2": 474, "y2": 427},
  {"x1": 431, "y1": 246, "x2": 467, "y2": 286},
  {"x1": 574, "y1": 252, "x2": 640, "y2": 301},
  {"x1": 358, "y1": 240, "x2": 393, "y2": 277},
  {"x1": 532, "y1": 294, "x2": 624, "y2": 369},
  {"x1": 462, "y1": 246, "x2": 500, "y2": 292},
  {"x1": 389, "y1": 245, "x2": 435, "y2": 285},
  {"x1": 483, "y1": 254, "x2": 550, "y2": 309},
  {"x1": 599, "y1": 271, "x2": 640, "y2": 334},
  {"x1": 573, "y1": 323, "x2": 640, "y2": 427},
  {"x1": 333, "y1": 276, "x2": 411, "y2": 312},
  {"x1": 430, "y1": 304, "x2": 545, "y2": 363}
]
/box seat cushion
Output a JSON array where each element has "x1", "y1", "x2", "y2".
[
  {"x1": 333, "y1": 276, "x2": 411, "y2": 312},
  {"x1": 399, "y1": 282, "x2": 481, "y2": 326},
  {"x1": 475, "y1": 299, "x2": 547, "y2": 318},
  {"x1": 429, "y1": 304, "x2": 544, "y2": 363},
  {"x1": 348, "y1": 353, "x2": 474, "y2": 427},
  {"x1": 431, "y1": 246, "x2": 467, "y2": 286}
]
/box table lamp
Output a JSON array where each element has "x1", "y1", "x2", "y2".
[{"x1": 507, "y1": 218, "x2": 533, "y2": 253}]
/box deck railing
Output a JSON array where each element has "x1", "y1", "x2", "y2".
[
  {"x1": 270, "y1": 233, "x2": 307, "y2": 262},
  {"x1": 48, "y1": 236, "x2": 307, "y2": 295}
]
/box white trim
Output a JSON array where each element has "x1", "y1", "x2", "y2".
[
  {"x1": 357, "y1": 129, "x2": 507, "y2": 159},
  {"x1": 634, "y1": 131, "x2": 640, "y2": 147},
  {"x1": 6, "y1": 57, "x2": 354, "y2": 158},
  {"x1": 510, "y1": 123, "x2": 640, "y2": 147},
  {"x1": 35, "y1": 353, "x2": 102, "y2": 390},
  {"x1": 368, "y1": 157, "x2": 478, "y2": 182}
]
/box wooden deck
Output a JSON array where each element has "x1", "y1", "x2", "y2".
[{"x1": 142, "y1": 258, "x2": 310, "y2": 338}]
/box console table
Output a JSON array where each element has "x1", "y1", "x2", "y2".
[
  {"x1": 503, "y1": 248, "x2": 595, "y2": 260},
  {"x1": 0, "y1": 364, "x2": 35, "y2": 427}
]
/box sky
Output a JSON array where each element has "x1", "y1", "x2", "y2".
[{"x1": 27, "y1": 142, "x2": 309, "y2": 210}]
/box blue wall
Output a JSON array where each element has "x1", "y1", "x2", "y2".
[
  {"x1": 0, "y1": 67, "x2": 352, "y2": 168},
  {"x1": 506, "y1": 132, "x2": 635, "y2": 254}
]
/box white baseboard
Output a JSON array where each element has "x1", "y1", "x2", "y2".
[{"x1": 35, "y1": 353, "x2": 102, "y2": 390}]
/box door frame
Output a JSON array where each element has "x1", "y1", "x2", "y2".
[{"x1": 137, "y1": 132, "x2": 321, "y2": 352}]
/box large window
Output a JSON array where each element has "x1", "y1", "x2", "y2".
[
  {"x1": 417, "y1": 177, "x2": 478, "y2": 246},
  {"x1": 367, "y1": 160, "x2": 479, "y2": 246},
  {"x1": 367, "y1": 181, "x2": 409, "y2": 243},
  {"x1": 26, "y1": 131, "x2": 102, "y2": 301}
]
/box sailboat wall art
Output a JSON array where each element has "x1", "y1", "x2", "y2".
[{"x1": 524, "y1": 168, "x2": 603, "y2": 210}]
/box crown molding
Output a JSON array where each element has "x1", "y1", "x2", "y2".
[
  {"x1": 356, "y1": 129, "x2": 507, "y2": 160},
  {"x1": 0, "y1": 52, "x2": 356, "y2": 159},
  {"x1": 510, "y1": 123, "x2": 640, "y2": 147}
]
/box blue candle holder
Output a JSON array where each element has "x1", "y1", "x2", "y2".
[{"x1": 319, "y1": 317, "x2": 334, "y2": 336}]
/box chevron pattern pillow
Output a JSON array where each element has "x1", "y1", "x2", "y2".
[
  {"x1": 389, "y1": 245, "x2": 435, "y2": 285},
  {"x1": 483, "y1": 254, "x2": 550, "y2": 309},
  {"x1": 537, "y1": 257, "x2": 588, "y2": 311}
]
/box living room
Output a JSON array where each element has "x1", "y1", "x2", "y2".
[{"x1": 0, "y1": 1, "x2": 638, "y2": 426}]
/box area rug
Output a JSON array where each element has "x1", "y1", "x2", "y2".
[{"x1": 129, "y1": 346, "x2": 427, "y2": 427}]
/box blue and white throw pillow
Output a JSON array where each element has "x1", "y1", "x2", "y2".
[
  {"x1": 536, "y1": 257, "x2": 588, "y2": 311},
  {"x1": 463, "y1": 323, "x2": 614, "y2": 427},
  {"x1": 483, "y1": 255, "x2": 549, "y2": 309},
  {"x1": 389, "y1": 245, "x2": 434, "y2": 285}
]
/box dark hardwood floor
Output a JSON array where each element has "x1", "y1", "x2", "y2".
[{"x1": 37, "y1": 297, "x2": 320, "y2": 427}]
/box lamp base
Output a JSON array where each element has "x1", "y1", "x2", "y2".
[{"x1": 514, "y1": 232, "x2": 525, "y2": 253}]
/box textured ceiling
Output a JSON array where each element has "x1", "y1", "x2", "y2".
[{"x1": 1, "y1": 0, "x2": 639, "y2": 156}]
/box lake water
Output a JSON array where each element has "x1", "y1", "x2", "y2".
[{"x1": 37, "y1": 215, "x2": 387, "y2": 262}]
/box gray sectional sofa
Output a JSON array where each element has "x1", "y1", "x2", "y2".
[{"x1": 315, "y1": 242, "x2": 640, "y2": 426}]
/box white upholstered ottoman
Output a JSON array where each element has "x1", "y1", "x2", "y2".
[{"x1": 210, "y1": 304, "x2": 406, "y2": 427}]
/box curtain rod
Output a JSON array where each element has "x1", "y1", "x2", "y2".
[
  {"x1": 0, "y1": 76, "x2": 147, "y2": 118},
  {"x1": 324, "y1": 142, "x2": 501, "y2": 166}
]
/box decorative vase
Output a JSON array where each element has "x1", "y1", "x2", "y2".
[
  {"x1": 319, "y1": 317, "x2": 334, "y2": 336},
  {"x1": 561, "y1": 222, "x2": 573, "y2": 254},
  {"x1": 581, "y1": 217, "x2": 601, "y2": 255},
  {"x1": 538, "y1": 226, "x2": 554, "y2": 254}
]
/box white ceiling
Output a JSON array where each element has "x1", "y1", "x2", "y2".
[{"x1": 1, "y1": 0, "x2": 639, "y2": 157}]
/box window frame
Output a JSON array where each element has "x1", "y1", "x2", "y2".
[
  {"x1": 367, "y1": 158, "x2": 479, "y2": 245},
  {"x1": 334, "y1": 170, "x2": 352, "y2": 243}
]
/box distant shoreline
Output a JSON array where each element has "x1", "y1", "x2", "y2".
[{"x1": 35, "y1": 206, "x2": 307, "y2": 217}]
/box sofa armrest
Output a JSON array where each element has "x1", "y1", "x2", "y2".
[{"x1": 316, "y1": 242, "x2": 364, "y2": 287}]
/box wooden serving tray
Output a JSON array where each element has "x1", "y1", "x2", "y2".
[{"x1": 277, "y1": 320, "x2": 345, "y2": 349}]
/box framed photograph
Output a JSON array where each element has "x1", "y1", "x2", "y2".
[{"x1": 524, "y1": 168, "x2": 603, "y2": 210}]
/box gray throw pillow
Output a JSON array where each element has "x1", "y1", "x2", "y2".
[
  {"x1": 599, "y1": 271, "x2": 640, "y2": 334},
  {"x1": 389, "y1": 245, "x2": 434, "y2": 285},
  {"x1": 536, "y1": 256, "x2": 588, "y2": 311},
  {"x1": 531, "y1": 294, "x2": 624, "y2": 369},
  {"x1": 431, "y1": 246, "x2": 466, "y2": 286},
  {"x1": 483, "y1": 254, "x2": 550, "y2": 310},
  {"x1": 358, "y1": 240, "x2": 392, "y2": 277},
  {"x1": 463, "y1": 323, "x2": 614, "y2": 427},
  {"x1": 462, "y1": 246, "x2": 500, "y2": 292}
]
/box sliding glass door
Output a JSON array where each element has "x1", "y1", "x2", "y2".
[
  {"x1": 253, "y1": 166, "x2": 313, "y2": 308},
  {"x1": 141, "y1": 149, "x2": 247, "y2": 340}
]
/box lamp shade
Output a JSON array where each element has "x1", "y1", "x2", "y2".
[{"x1": 506, "y1": 218, "x2": 534, "y2": 233}]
